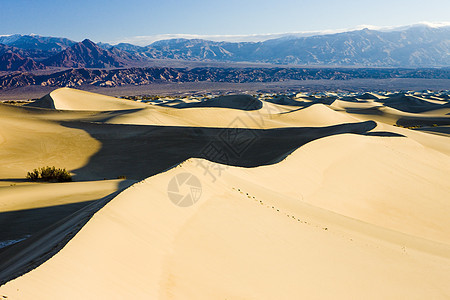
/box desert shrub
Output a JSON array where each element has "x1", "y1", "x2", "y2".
[
  {"x1": 26, "y1": 166, "x2": 72, "y2": 182},
  {"x1": 26, "y1": 169, "x2": 40, "y2": 181}
]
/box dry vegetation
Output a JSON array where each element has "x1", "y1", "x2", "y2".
[{"x1": 26, "y1": 166, "x2": 72, "y2": 182}]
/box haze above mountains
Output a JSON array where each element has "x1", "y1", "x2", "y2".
[{"x1": 2, "y1": 24, "x2": 450, "y2": 71}]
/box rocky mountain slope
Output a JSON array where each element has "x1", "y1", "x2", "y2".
[
  {"x1": 0, "y1": 37, "x2": 136, "y2": 71},
  {"x1": 0, "y1": 51, "x2": 44, "y2": 71},
  {"x1": 2, "y1": 67, "x2": 450, "y2": 89},
  {"x1": 43, "y1": 39, "x2": 127, "y2": 68}
]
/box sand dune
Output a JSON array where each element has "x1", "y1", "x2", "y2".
[
  {"x1": 1, "y1": 154, "x2": 449, "y2": 298},
  {"x1": 377, "y1": 93, "x2": 450, "y2": 113},
  {"x1": 0, "y1": 88, "x2": 449, "y2": 299},
  {"x1": 27, "y1": 87, "x2": 148, "y2": 111},
  {"x1": 0, "y1": 103, "x2": 100, "y2": 180}
]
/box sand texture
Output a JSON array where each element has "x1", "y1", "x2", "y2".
[{"x1": 0, "y1": 88, "x2": 449, "y2": 299}]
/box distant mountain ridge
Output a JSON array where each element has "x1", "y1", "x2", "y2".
[
  {"x1": 104, "y1": 25, "x2": 450, "y2": 67},
  {"x1": 131, "y1": 26, "x2": 450, "y2": 67},
  {"x1": 43, "y1": 39, "x2": 126, "y2": 68},
  {"x1": 0, "y1": 34, "x2": 75, "y2": 52},
  {"x1": 2, "y1": 25, "x2": 450, "y2": 71}
]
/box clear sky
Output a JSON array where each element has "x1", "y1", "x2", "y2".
[{"x1": 1, "y1": 0, "x2": 450, "y2": 44}]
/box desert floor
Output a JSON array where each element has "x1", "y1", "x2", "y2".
[{"x1": 0, "y1": 87, "x2": 449, "y2": 299}]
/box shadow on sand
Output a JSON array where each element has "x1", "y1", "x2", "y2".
[
  {"x1": 0, "y1": 180, "x2": 133, "y2": 286},
  {"x1": 63, "y1": 120, "x2": 383, "y2": 180}
]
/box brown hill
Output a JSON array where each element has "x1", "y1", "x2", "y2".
[
  {"x1": 0, "y1": 51, "x2": 44, "y2": 71},
  {"x1": 43, "y1": 39, "x2": 126, "y2": 68}
]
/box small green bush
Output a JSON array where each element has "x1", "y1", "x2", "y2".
[{"x1": 26, "y1": 166, "x2": 72, "y2": 182}]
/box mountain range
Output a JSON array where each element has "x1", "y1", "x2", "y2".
[
  {"x1": 0, "y1": 37, "x2": 134, "y2": 71},
  {"x1": 2, "y1": 66, "x2": 450, "y2": 90},
  {"x1": 1, "y1": 24, "x2": 450, "y2": 71}
]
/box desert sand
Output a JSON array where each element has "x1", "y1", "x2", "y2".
[{"x1": 0, "y1": 87, "x2": 449, "y2": 299}]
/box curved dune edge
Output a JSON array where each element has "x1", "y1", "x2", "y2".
[
  {"x1": 28, "y1": 87, "x2": 148, "y2": 111},
  {"x1": 1, "y1": 133, "x2": 449, "y2": 299},
  {"x1": 0, "y1": 105, "x2": 100, "y2": 180},
  {"x1": 102, "y1": 101, "x2": 361, "y2": 128}
]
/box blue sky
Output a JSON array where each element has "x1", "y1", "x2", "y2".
[{"x1": 1, "y1": 0, "x2": 450, "y2": 44}]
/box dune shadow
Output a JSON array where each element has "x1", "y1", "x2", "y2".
[
  {"x1": 363, "y1": 131, "x2": 405, "y2": 137},
  {"x1": 0, "y1": 201, "x2": 96, "y2": 244},
  {"x1": 263, "y1": 97, "x2": 311, "y2": 107},
  {"x1": 0, "y1": 179, "x2": 29, "y2": 183},
  {"x1": 169, "y1": 95, "x2": 263, "y2": 111},
  {"x1": 413, "y1": 126, "x2": 450, "y2": 135},
  {"x1": 24, "y1": 94, "x2": 55, "y2": 109},
  {"x1": 345, "y1": 107, "x2": 385, "y2": 115},
  {"x1": 87, "y1": 108, "x2": 146, "y2": 123},
  {"x1": 278, "y1": 103, "x2": 316, "y2": 114},
  {"x1": 0, "y1": 186, "x2": 129, "y2": 286},
  {"x1": 378, "y1": 94, "x2": 450, "y2": 113},
  {"x1": 266, "y1": 96, "x2": 335, "y2": 109},
  {"x1": 60, "y1": 120, "x2": 385, "y2": 181},
  {"x1": 396, "y1": 116, "x2": 450, "y2": 127},
  {"x1": 338, "y1": 97, "x2": 369, "y2": 103},
  {"x1": 0, "y1": 180, "x2": 135, "y2": 247}
]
